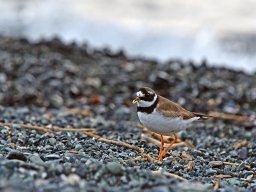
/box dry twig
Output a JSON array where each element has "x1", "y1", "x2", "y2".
[
  {"x1": 213, "y1": 178, "x2": 220, "y2": 191},
  {"x1": 0, "y1": 122, "x2": 95, "y2": 133},
  {"x1": 184, "y1": 139, "x2": 195, "y2": 148},
  {"x1": 64, "y1": 108, "x2": 93, "y2": 116},
  {"x1": 0, "y1": 121, "x2": 156, "y2": 162},
  {"x1": 137, "y1": 124, "x2": 180, "y2": 143},
  {"x1": 214, "y1": 174, "x2": 232, "y2": 179},
  {"x1": 83, "y1": 131, "x2": 157, "y2": 162},
  {"x1": 152, "y1": 169, "x2": 187, "y2": 181},
  {"x1": 223, "y1": 162, "x2": 251, "y2": 169},
  {"x1": 223, "y1": 162, "x2": 240, "y2": 166},
  {"x1": 208, "y1": 111, "x2": 252, "y2": 122},
  {"x1": 232, "y1": 140, "x2": 248, "y2": 149},
  {"x1": 186, "y1": 161, "x2": 195, "y2": 171}
]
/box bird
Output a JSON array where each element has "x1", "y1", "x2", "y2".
[{"x1": 132, "y1": 87, "x2": 210, "y2": 160}]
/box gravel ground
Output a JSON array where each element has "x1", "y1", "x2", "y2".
[{"x1": 0, "y1": 37, "x2": 255, "y2": 192}]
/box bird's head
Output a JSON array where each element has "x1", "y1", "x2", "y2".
[{"x1": 132, "y1": 87, "x2": 157, "y2": 107}]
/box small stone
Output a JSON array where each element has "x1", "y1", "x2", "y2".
[
  {"x1": 208, "y1": 161, "x2": 223, "y2": 167},
  {"x1": 238, "y1": 162, "x2": 246, "y2": 171},
  {"x1": 50, "y1": 94, "x2": 64, "y2": 108},
  {"x1": 94, "y1": 167, "x2": 107, "y2": 180},
  {"x1": 144, "y1": 186, "x2": 170, "y2": 192},
  {"x1": 176, "y1": 181, "x2": 211, "y2": 192},
  {"x1": 238, "y1": 147, "x2": 248, "y2": 160},
  {"x1": 244, "y1": 132, "x2": 252, "y2": 139},
  {"x1": 30, "y1": 154, "x2": 44, "y2": 164},
  {"x1": 35, "y1": 178, "x2": 49, "y2": 187},
  {"x1": 0, "y1": 73, "x2": 7, "y2": 83},
  {"x1": 229, "y1": 150, "x2": 238, "y2": 157},
  {"x1": 129, "y1": 180, "x2": 142, "y2": 187},
  {"x1": 44, "y1": 154, "x2": 61, "y2": 160},
  {"x1": 172, "y1": 164, "x2": 182, "y2": 171},
  {"x1": 64, "y1": 154, "x2": 84, "y2": 163},
  {"x1": 243, "y1": 171, "x2": 254, "y2": 178},
  {"x1": 85, "y1": 159, "x2": 94, "y2": 166},
  {"x1": 178, "y1": 131, "x2": 187, "y2": 141},
  {"x1": 117, "y1": 152, "x2": 128, "y2": 158},
  {"x1": 49, "y1": 138, "x2": 56, "y2": 145},
  {"x1": 62, "y1": 174, "x2": 81, "y2": 185},
  {"x1": 205, "y1": 168, "x2": 217, "y2": 175},
  {"x1": 245, "y1": 174, "x2": 253, "y2": 182},
  {"x1": 6, "y1": 150, "x2": 27, "y2": 161},
  {"x1": 106, "y1": 162, "x2": 123, "y2": 175},
  {"x1": 227, "y1": 178, "x2": 241, "y2": 186},
  {"x1": 75, "y1": 144, "x2": 83, "y2": 150},
  {"x1": 224, "y1": 166, "x2": 231, "y2": 175}
]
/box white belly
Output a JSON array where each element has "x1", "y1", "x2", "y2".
[{"x1": 137, "y1": 110, "x2": 199, "y2": 136}]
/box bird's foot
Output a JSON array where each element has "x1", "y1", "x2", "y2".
[{"x1": 157, "y1": 132, "x2": 178, "y2": 160}]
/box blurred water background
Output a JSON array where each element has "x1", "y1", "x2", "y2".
[{"x1": 0, "y1": 0, "x2": 256, "y2": 73}]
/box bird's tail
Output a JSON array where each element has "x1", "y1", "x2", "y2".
[{"x1": 193, "y1": 112, "x2": 213, "y2": 120}]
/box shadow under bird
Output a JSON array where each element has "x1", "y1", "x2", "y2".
[{"x1": 133, "y1": 87, "x2": 211, "y2": 160}]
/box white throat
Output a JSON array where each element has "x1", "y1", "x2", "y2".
[{"x1": 137, "y1": 95, "x2": 157, "y2": 107}]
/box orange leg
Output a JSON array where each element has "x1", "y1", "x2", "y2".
[
  {"x1": 157, "y1": 135, "x2": 164, "y2": 160},
  {"x1": 157, "y1": 132, "x2": 178, "y2": 160}
]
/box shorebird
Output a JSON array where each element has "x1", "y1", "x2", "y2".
[{"x1": 133, "y1": 87, "x2": 210, "y2": 160}]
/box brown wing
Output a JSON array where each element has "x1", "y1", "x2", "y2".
[{"x1": 156, "y1": 95, "x2": 196, "y2": 120}]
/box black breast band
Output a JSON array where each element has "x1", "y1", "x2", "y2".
[{"x1": 137, "y1": 96, "x2": 159, "y2": 114}]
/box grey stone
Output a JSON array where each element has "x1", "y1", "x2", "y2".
[
  {"x1": 176, "y1": 181, "x2": 211, "y2": 192},
  {"x1": 75, "y1": 144, "x2": 83, "y2": 150},
  {"x1": 229, "y1": 150, "x2": 238, "y2": 157},
  {"x1": 238, "y1": 147, "x2": 248, "y2": 160},
  {"x1": 144, "y1": 186, "x2": 170, "y2": 192},
  {"x1": 29, "y1": 154, "x2": 44, "y2": 164},
  {"x1": 208, "y1": 160, "x2": 223, "y2": 167},
  {"x1": 49, "y1": 138, "x2": 56, "y2": 145},
  {"x1": 106, "y1": 162, "x2": 123, "y2": 175},
  {"x1": 44, "y1": 154, "x2": 61, "y2": 160},
  {"x1": 205, "y1": 168, "x2": 217, "y2": 175},
  {"x1": 6, "y1": 150, "x2": 27, "y2": 161},
  {"x1": 227, "y1": 178, "x2": 241, "y2": 186},
  {"x1": 62, "y1": 174, "x2": 81, "y2": 185}
]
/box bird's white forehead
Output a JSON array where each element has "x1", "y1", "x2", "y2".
[
  {"x1": 137, "y1": 90, "x2": 154, "y2": 97},
  {"x1": 137, "y1": 91, "x2": 145, "y2": 97}
]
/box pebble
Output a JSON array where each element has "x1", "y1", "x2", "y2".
[
  {"x1": 176, "y1": 181, "x2": 211, "y2": 192},
  {"x1": 44, "y1": 154, "x2": 61, "y2": 160},
  {"x1": 208, "y1": 160, "x2": 223, "y2": 167},
  {"x1": 75, "y1": 144, "x2": 83, "y2": 150},
  {"x1": 49, "y1": 138, "x2": 56, "y2": 145},
  {"x1": 224, "y1": 166, "x2": 232, "y2": 175},
  {"x1": 29, "y1": 154, "x2": 44, "y2": 164},
  {"x1": 238, "y1": 147, "x2": 248, "y2": 160},
  {"x1": 229, "y1": 150, "x2": 238, "y2": 157},
  {"x1": 227, "y1": 178, "x2": 241, "y2": 186},
  {"x1": 238, "y1": 162, "x2": 247, "y2": 171},
  {"x1": 6, "y1": 150, "x2": 27, "y2": 161},
  {"x1": 144, "y1": 186, "x2": 170, "y2": 192},
  {"x1": 205, "y1": 168, "x2": 217, "y2": 175},
  {"x1": 62, "y1": 174, "x2": 81, "y2": 185},
  {"x1": 106, "y1": 162, "x2": 123, "y2": 175}
]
